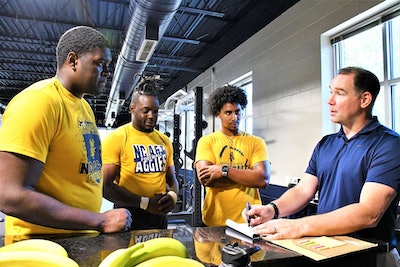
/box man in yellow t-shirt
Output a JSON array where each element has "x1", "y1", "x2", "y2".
[
  {"x1": 195, "y1": 85, "x2": 271, "y2": 226},
  {"x1": 0, "y1": 26, "x2": 131, "y2": 237},
  {"x1": 102, "y1": 75, "x2": 179, "y2": 230}
]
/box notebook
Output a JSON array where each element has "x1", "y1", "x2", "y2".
[{"x1": 225, "y1": 219, "x2": 260, "y2": 240}]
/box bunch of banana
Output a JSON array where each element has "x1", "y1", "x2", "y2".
[
  {"x1": 0, "y1": 238, "x2": 68, "y2": 256},
  {"x1": 134, "y1": 255, "x2": 205, "y2": 267},
  {"x1": 126, "y1": 237, "x2": 188, "y2": 266},
  {"x1": 99, "y1": 237, "x2": 205, "y2": 267},
  {"x1": 0, "y1": 238, "x2": 79, "y2": 267},
  {"x1": 98, "y1": 243, "x2": 145, "y2": 267}
]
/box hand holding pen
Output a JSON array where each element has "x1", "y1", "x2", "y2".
[
  {"x1": 246, "y1": 202, "x2": 252, "y2": 226},
  {"x1": 243, "y1": 202, "x2": 266, "y2": 227}
]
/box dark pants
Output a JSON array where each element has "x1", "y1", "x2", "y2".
[
  {"x1": 114, "y1": 205, "x2": 167, "y2": 230},
  {"x1": 376, "y1": 248, "x2": 400, "y2": 267}
]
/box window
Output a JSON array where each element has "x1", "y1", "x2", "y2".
[
  {"x1": 331, "y1": 7, "x2": 400, "y2": 133},
  {"x1": 393, "y1": 84, "x2": 400, "y2": 132},
  {"x1": 230, "y1": 72, "x2": 253, "y2": 134}
]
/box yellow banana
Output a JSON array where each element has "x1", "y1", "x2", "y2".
[
  {"x1": 0, "y1": 238, "x2": 68, "y2": 257},
  {"x1": 126, "y1": 237, "x2": 188, "y2": 266},
  {"x1": 134, "y1": 255, "x2": 205, "y2": 267},
  {"x1": 98, "y1": 242, "x2": 145, "y2": 267},
  {"x1": 0, "y1": 251, "x2": 79, "y2": 267}
]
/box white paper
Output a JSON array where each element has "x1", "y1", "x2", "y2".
[{"x1": 225, "y1": 219, "x2": 259, "y2": 239}]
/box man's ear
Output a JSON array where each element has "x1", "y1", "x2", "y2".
[
  {"x1": 360, "y1": 91, "x2": 372, "y2": 109},
  {"x1": 67, "y1": 52, "x2": 78, "y2": 69}
]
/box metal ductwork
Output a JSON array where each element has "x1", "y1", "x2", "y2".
[{"x1": 105, "y1": 0, "x2": 182, "y2": 127}]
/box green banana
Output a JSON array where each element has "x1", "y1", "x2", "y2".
[
  {"x1": 125, "y1": 237, "x2": 189, "y2": 266},
  {"x1": 0, "y1": 251, "x2": 79, "y2": 267},
  {"x1": 134, "y1": 255, "x2": 205, "y2": 267},
  {"x1": 98, "y1": 242, "x2": 145, "y2": 267},
  {"x1": 0, "y1": 238, "x2": 69, "y2": 257}
]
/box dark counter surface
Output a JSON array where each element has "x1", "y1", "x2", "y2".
[{"x1": 0, "y1": 225, "x2": 380, "y2": 267}]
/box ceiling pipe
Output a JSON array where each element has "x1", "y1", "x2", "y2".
[{"x1": 105, "y1": 0, "x2": 182, "y2": 127}]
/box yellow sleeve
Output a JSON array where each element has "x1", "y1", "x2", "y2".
[
  {"x1": 102, "y1": 129, "x2": 123, "y2": 165},
  {"x1": 0, "y1": 90, "x2": 57, "y2": 162},
  {"x1": 194, "y1": 135, "x2": 216, "y2": 164}
]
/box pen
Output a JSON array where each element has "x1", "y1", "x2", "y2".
[{"x1": 246, "y1": 202, "x2": 251, "y2": 226}]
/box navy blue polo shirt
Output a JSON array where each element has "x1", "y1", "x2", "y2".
[{"x1": 306, "y1": 117, "x2": 400, "y2": 247}]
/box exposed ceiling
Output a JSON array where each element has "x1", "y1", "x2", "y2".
[{"x1": 0, "y1": 0, "x2": 299, "y2": 127}]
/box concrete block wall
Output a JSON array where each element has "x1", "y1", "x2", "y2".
[{"x1": 185, "y1": 0, "x2": 384, "y2": 187}]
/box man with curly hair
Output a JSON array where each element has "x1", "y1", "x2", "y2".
[
  {"x1": 195, "y1": 85, "x2": 271, "y2": 226},
  {"x1": 0, "y1": 26, "x2": 131, "y2": 238},
  {"x1": 102, "y1": 76, "x2": 179, "y2": 230}
]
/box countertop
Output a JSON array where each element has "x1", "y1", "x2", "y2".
[{"x1": 0, "y1": 225, "x2": 380, "y2": 267}]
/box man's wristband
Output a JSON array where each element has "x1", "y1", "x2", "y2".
[
  {"x1": 167, "y1": 191, "x2": 178, "y2": 204},
  {"x1": 269, "y1": 202, "x2": 279, "y2": 219},
  {"x1": 140, "y1": 197, "x2": 149, "y2": 210}
]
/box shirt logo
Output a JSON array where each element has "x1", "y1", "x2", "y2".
[
  {"x1": 81, "y1": 133, "x2": 102, "y2": 184},
  {"x1": 132, "y1": 144, "x2": 167, "y2": 173},
  {"x1": 78, "y1": 118, "x2": 102, "y2": 185}
]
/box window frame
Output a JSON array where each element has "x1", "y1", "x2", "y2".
[
  {"x1": 229, "y1": 72, "x2": 253, "y2": 134},
  {"x1": 322, "y1": 2, "x2": 400, "y2": 134}
]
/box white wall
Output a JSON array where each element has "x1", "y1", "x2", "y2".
[{"x1": 185, "y1": 0, "x2": 384, "y2": 186}]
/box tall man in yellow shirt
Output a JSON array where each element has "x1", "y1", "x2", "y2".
[{"x1": 0, "y1": 26, "x2": 131, "y2": 237}]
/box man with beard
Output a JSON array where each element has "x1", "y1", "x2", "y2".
[{"x1": 102, "y1": 75, "x2": 179, "y2": 230}]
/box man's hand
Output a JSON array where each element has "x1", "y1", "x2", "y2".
[
  {"x1": 146, "y1": 194, "x2": 165, "y2": 215},
  {"x1": 158, "y1": 192, "x2": 177, "y2": 213},
  {"x1": 197, "y1": 165, "x2": 234, "y2": 187},
  {"x1": 100, "y1": 208, "x2": 132, "y2": 233},
  {"x1": 197, "y1": 165, "x2": 220, "y2": 186},
  {"x1": 252, "y1": 218, "x2": 308, "y2": 240},
  {"x1": 242, "y1": 204, "x2": 274, "y2": 226},
  {"x1": 145, "y1": 192, "x2": 178, "y2": 215}
]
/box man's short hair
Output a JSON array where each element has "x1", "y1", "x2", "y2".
[
  {"x1": 56, "y1": 26, "x2": 111, "y2": 69},
  {"x1": 338, "y1": 66, "x2": 380, "y2": 115}
]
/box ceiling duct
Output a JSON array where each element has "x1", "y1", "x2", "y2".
[
  {"x1": 105, "y1": 0, "x2": 182, "y2": 127},
  {"x1": 136, "y1": 25, "x2": 159, "y2": 62}
]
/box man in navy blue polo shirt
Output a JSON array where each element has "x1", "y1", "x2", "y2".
[{"x1": 245, "y1": 67, "x2": 400, "y2": 266}]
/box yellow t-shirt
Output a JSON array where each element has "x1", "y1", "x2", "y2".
[
  {"x1": 195, "y1": 131, "x2": 269, "y2": 226},
  {"x1": 102, "y1": 123, "x2": 174, "y2": 197},
  {"x1": 0, "y1": 77, "x2": 102, "y2": 235}
]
